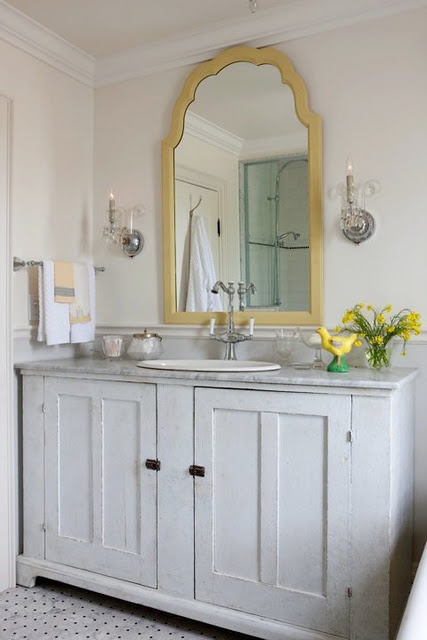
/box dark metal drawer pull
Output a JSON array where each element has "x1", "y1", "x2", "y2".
[
  {"x1": 145, "y1": 459, "x2": 161, "y2": 471},
  {"x1": 189, "y1": 464, "x2": 205, "y2": 477}
]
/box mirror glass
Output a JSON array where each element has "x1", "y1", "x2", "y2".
[{"x1": 163, "y1": 46, "x2": 323, "y2": 326}]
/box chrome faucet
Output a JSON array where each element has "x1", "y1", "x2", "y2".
[
  {"x1": 237, "y1": 281, "x2": 256, "y2": 311},
  {"x1": 209, "y1": 281, "x2": 255, "y2": 360}
]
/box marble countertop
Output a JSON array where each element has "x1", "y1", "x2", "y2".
[{"x1": 15, "y1": 356, "x2": 418, "y2": 392}]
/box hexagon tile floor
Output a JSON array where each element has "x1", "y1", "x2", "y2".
[{"x1": 0, "y1": 580, "x2": 252, "y2": 640}]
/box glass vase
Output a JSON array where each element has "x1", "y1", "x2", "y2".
[{"x1": 365, "y1": 344, "x2": 393, "y2": 371}]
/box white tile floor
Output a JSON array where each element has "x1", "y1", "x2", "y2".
[{"x1": 0, "y1": 580, "x2": 253, "y2": 640}]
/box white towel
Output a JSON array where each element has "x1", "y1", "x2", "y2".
[
  {"x1": 69, "y1": 263, "x2": 91, "y2": 325},
  {"x1": 70, "y1": 264, "x2": 96, "y2": 343},
  {"x1": 37, "y1": 260, "x2": 71, "y2": 345},
  {"x1": 186, "y1": 214, "x2": 222, "y2": 312}
]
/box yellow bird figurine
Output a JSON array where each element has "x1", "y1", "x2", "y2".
[{"x1": 316, "y1": 327, "x2": 358, "y2": 373}]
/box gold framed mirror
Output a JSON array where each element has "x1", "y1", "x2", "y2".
[{"x1": 162, "y1": 45, "x2": 322, "y2": 326}]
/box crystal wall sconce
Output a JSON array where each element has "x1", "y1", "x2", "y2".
[
  {"x1": 248, "y1": 0, "x2": 258, "y2": 13},
  {"x1": 340, "y1": 159, "x2": 380, "y2": 245},
  {"x1": 103, "y1": 193, "x2": 144, "y2": 258}
]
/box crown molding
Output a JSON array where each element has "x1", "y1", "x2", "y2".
[
  {"x1": 95, "y1": 0, "x2": 427, "y2": 86},
  {"x1": 185, "y1": 112, "x2": 243, "y2": 156},
  {"x1": 185, "y1": 112, "x2": 307, "y2": 159},
  {"x1": 0, "y1": 0, "x2": 95, "y2": 86},
  {"x1": 0, "y1": 0, "x2": 426, "y2": 87}
]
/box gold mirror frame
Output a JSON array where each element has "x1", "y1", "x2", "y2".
[{"x1": 162, "y1": 45, "x2": 323, "y2": 326}]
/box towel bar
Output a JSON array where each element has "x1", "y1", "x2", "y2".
[{"x1": 13, "y1": 257, "x2": 105, "y2": 273}]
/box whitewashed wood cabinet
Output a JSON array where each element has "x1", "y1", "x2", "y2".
[
  {"x1": 44, "y1": 377, "x2": 158, "y2": 586},
  {"x1": 16, "y1": 361, "x2": 417, "y2": 640},
  {"x1": 194, "y1": 388, "x2": 352, "y2": 638}
]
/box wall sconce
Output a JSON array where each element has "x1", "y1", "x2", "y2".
[
  {"x1": 103, "y1": 192, "x2": 144, "y2": 258},
  {"x1": 248, "y1": 0, "x2": 258, "y2": 13},
  {"x1": 340, "y1": 158, "x2": 380, "y2": 245}
]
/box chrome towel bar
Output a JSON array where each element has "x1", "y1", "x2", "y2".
[{"x1": 13, "y1": 257, "x2": 105, "y2": 273}]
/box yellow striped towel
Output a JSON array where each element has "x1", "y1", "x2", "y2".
[{"x1": 54, "y1": 261, "x2": 76, "y2": 303}]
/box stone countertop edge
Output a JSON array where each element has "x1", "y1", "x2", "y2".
[{"x1": 14, "y1": 357, "x2": 418, "y2": 391}]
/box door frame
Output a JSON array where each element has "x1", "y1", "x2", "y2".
[{"x1": 0, "y1": 95, "x2": 15, "y2": 589}]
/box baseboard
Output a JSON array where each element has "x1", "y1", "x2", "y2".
[{"x1": 16, "y1": 555, "x2": 345, "y2": 640}]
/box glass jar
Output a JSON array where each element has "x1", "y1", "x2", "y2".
[
  {"x1": 102, "y1": 335, "x2": 124, "y2": 359},
  {"x1": 126, "y1": 330, "x2": 163, "y2": 361}
]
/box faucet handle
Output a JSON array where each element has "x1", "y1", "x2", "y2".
[
  {"x1": 249, "y1": 317, "x2": 255, "y2": 337},
  {"x1": 209, "y1": 317, "x2": 216, "y2": 336}
]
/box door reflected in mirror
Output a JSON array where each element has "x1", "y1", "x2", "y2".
[{"x1": 163, "y1": 45, "x2": 323, "y2": 326}]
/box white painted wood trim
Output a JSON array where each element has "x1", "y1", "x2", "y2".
[
  {"x1": 184, "y1": 112, "x2": 242, "y2": 155},
  {"x1": 0, "y1": 0, "x2": 425, "y2": 87},
  {"x1": 94, "y1": 0, "x2": 427, "y2": 86},
  {"x1": 16, "y1": 556, "x2": 347, "y2": 640},
  {"x1": 0, "y1": 95, "x2": 15, "y2": 590},
  {"x1": 0, "y1": 0, "x2": 94, "y2": 86}
]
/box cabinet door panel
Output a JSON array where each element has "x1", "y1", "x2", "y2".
[
  {"x1": 45, "y1": 378, "x2": 157, "y2": 587},
  {"x1": 277, "y1": 412, "x2": 327, "y2": 595},
  {"x1": 194, "y1": 388, "x2": 351, "y2": 638},
  {"x1": 103, "y1": 397, "x2": 142, "y2": 554},
  {"x1": 56, "y1": 393, "x2": 93, "y2": 542}
]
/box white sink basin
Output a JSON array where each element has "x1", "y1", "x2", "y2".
[{"x1": 136, "y1": 359, "x2": 281, "y2": 372}]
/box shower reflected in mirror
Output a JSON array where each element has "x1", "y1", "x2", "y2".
[{"x1": 241, "y1": 155, "x2": 309, "y2": 310}]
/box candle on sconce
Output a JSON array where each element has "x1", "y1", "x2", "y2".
[
  {"x1": 346, "y1": 158, "x2": 353, "y2": 186},
  {"x1": 346, "y1": 157, "x2": 354, "y2": 190},
  {"x1": 345, "y1": 157, "x2": 354, "y2": 204},
  {"x1": 108, "y1": 191, "x2": 116, "y2": 223},
  {"x1": 109, "y1": 191, "x2": 115, "y2": 213}
]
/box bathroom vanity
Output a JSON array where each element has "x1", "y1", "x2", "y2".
[{"x1": 16, "y1": 358, "x2": 416, "y2": 640}]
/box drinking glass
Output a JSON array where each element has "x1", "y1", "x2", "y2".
[{"x1": 275, "y1": 329, "x2": 296, "y2": 366}]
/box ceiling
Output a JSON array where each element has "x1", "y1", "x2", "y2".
[
  {"x1": 4, "y1": 0, "x2": 290, "y2": 58},
  {"x1": 1, "y1": 0, "x2": 426, "y2": 85}
]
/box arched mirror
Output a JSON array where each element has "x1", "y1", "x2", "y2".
[{"x1": 162, "y1": 45, "x2": 322, "y2": 326}]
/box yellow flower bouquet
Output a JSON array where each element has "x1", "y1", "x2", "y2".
[{"x1": 335, "y1": 304, "x2": 422, "y2": 370}]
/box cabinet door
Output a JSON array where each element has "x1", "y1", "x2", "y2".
[
  {"x1": 194, "y1": 388, "x2": 351, "y2": 638},
  {"x1": 44, "y1": 377, "x2": 157, "y2": 587}
]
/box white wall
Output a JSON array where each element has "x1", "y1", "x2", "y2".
[
  {"x1": 94, "y1": 8, "x2": 427, "y2": 325},
  {"x1": 94, "y1": 68, "x2": 185, "y2": 326},
  {"x1": 93, "y1": 7, "x2": 427, "y2": 557},
  {"x1": 0, "y1": 36, "x2": 94, "y2": 587},
  {"x1": 1, "y1": 38, "x2": 95, "y2": 331}
]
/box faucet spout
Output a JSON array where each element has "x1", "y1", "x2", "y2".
[{"x1": 211, "y1": 280, "x2": 229, "y2": 295}]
